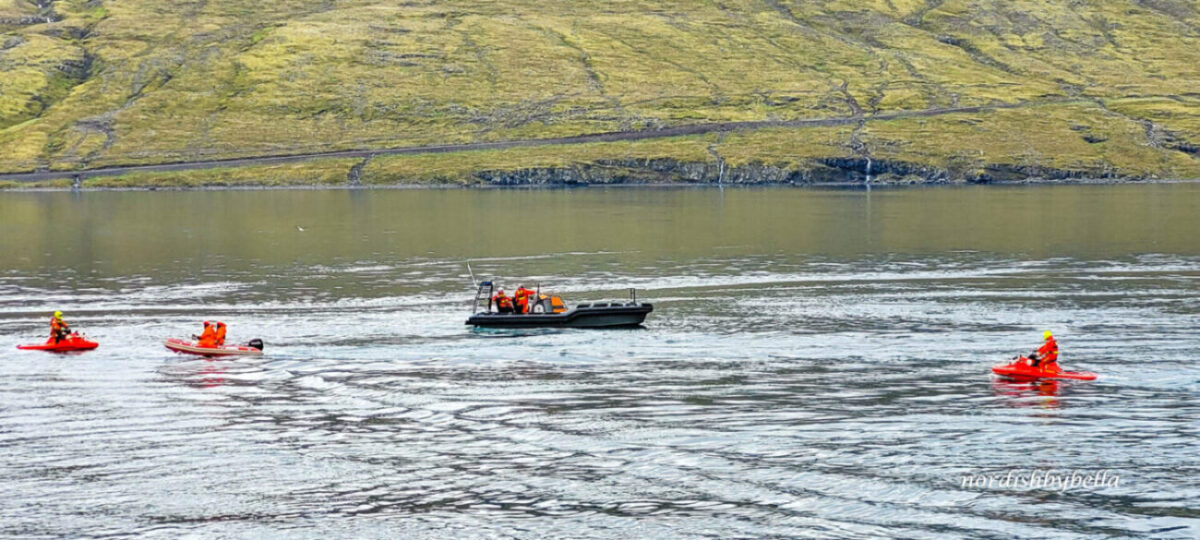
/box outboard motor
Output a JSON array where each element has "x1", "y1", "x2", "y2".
[{"x1": 247, "y1": 338, "x2": 264, "y2": 351}]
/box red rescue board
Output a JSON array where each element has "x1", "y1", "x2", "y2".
[
  {"x1": 992, "y1": 357, "x2": 1096, "y2": 381},
  {"x1": 16, "y1": 334, "x2": 99, "y2": 352}
]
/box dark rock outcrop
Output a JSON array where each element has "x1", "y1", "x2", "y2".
[{"x1": 469, "y1": 157, "x2": 1129, "y2": 187}]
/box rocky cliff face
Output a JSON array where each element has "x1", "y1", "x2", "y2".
[{"x1": 470, "y1": 157, "x2": 1132, "y2": 187}]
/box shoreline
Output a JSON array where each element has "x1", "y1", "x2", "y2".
[
  {"x1": 6, "y1": 97, "x2": 1199, "y2": 192},
  {"x1": 0, "y1": 99, "x2": 1087, "y2": 184},
  {"x1": 3, "y1": 177, "x2": 1198, "y2": 193}
]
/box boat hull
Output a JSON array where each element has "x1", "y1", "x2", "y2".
[
  {"x1": 17, "y1": 335, "x2": 99, "y2": 352},
  {"x1": 164, "y1": 338, "x2": 263, "y2": 357},
  {"x1": 467, "y1": 303, "x2": 652, "y2": 328},
  {"x1": 992, "y1": 357, "x2": 1096, "y2": 381}
]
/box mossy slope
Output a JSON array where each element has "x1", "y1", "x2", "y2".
[{"x1": 2, "y1": 0, "x2": 1200, "y2": 185}]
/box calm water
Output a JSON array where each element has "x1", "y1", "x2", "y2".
[{"x1": 1, "y1": 185, "x2": 1198, "y2": 538}]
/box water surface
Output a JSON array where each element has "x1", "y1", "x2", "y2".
[{"x1": 1, "y1": 185, "x2": 1198, "y2": 538}]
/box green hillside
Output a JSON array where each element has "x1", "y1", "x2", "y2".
[{"x1": 3, "y1": 0, "x2": 1200, "y2": 187}]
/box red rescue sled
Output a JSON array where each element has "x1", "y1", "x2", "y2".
[
  {"x1": 992, "y1": 356, "x2": 1096, "y2": 381},
  {"x1": 16, "y1": 333, "x2": 99, "y2": 352},
  {"x1": 164, "y1": 338, "x2": 263, "y2": 357}
]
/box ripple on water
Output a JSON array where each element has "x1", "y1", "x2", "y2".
[{"x1": 2, "y1": 249, "x2": 1198, "y2": 537}]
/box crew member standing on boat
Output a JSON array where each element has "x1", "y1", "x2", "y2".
[
  {"x1": 492, "y1": 289, "x2": 515, "y2": 314},
  {"x1": 1029, "y1": 331, "x2": 1059, "y2": 369},
  {"x1": 49, "y1": 311, "x2": 71, "y2": 343},
  {"x1": 514, "y1": 285, "x2": 536, "y2": 314},
  {"x1": 214, "y1": 321, "x2": 227, "y2": 347}
]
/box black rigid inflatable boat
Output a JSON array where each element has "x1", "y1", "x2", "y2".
[{"x1": 465, "y1": 281, "x2": 653, "y2": 328}]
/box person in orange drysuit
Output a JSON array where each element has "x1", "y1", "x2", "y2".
[
  {"x1": 1029, "y1": 331, "x2": 1059, "y2": 369},
  {"x1": 492, "y1": 289, "x2": 515, "y2": 313},
  {"x1": 514, "y1": 285, "x2": 536, "y2": 314},
  {"x1": 49, "y1": 311, "x2": 71, "y2": 343},
  {"x1": 213, "y1": 321, "x2": 227, "y2": 347},
  {"x1": 195, "y1": 321, "x2": 217, "y2": 348}
]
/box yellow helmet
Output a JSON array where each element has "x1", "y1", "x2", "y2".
[
  {"x1": 53, "y1": 311, "x2": 63, "y2": 319},
  {"x1": 1043, "y1": 330, "x2": 1053, "y2": 340}
]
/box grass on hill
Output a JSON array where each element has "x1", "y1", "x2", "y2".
[{"x1": 1, "y1": 0, "x2": 1199, "y2": 184}]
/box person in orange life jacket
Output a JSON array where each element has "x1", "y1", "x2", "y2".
[
  {"x1": 214, "y1": 321, "x2": 227, "y2": 347},
  {"x1": 194, "y1": 321, "x2": 218, "y2": 348},
  {"x1": 492, "y1": 288, "x2": 515, "y2": 313},
  {"x1": 1029, "y1": 331, "x2": 1059, "y2": 369},
  {"x1": 49, "y1": 311, "x2": 71, "y2": 343},
  {"x1": 514, "y1": 285, "x2": 536, "y2": 314}
]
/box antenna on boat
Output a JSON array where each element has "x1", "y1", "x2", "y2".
[{"x1": 467, "y1": 262, "x2": 486, "y2": 313}]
